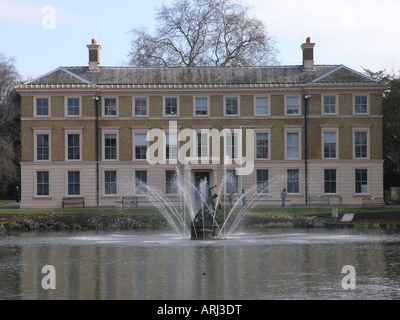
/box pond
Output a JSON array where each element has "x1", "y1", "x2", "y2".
[{"x1": 1, "y1": 228, "x2": 400, "y2": 300}]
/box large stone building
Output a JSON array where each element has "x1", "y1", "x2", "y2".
[{"x1": 15, "y1": 38, "x2": 385, "y2": 209}]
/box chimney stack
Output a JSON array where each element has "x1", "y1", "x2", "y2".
[
  {"x1": 87, "y1": 39, "x2": 102, "y2": 72},
  {"x1": 301, "y1": 37, "x2": 315, "y2": 71}
]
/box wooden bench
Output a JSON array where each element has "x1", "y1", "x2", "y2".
[
  {"x1": 309, "y1": 195, "x2": 329, "y2": 205},
  {"x1": 122, "y1": 196, "x2": 138, "y2": 208},
  {"x1": 62, "y1": 197, "x2": 85, "y2": 208},
  {"x1": 362, "y1": 197, "x2": 384, "y2": 207}
]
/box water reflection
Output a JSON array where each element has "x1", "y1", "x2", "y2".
[{"x1": 1, "y1": 229, "x2": 400, "y2": 299}]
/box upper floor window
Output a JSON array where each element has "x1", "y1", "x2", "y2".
[
  {"x1": 67, "y1": 134, "x2": 80, "y2": 161},
  {"x1": 134, "y1": 133, "x2": 147, "y2": 160},
  {"x1": 225, "y1": 97, "x2": 239, "y2": 115},
  {"x1": 134, "y1": 98, "x2": 147, "y2": 116},
  {"x1": 255, "y1": 97, "x2": 269, "y2": 116},
  {"x1": 36, "y1": 98, "x2": 49, "y2": 117},
  {"x1": 165, "y1": 98, "x2": 178, "y2": 116},
  {"x1": 67, "y1": 98, "x2": 80, "y2": 116},
  {"x1": 256, "y1": 133, "x2": 269, "y2": 159},
  {"x1": 104, "y1": 133, "x2": 117, "y2": 160},
  {"x1": 354, "y1": 95, "x2": 368, "y2": 114},
  {"x1": 286, "y1": 132, "x2": 300, "y2": 159},
  {"x1": 286, "y1": 96, "x2": 300, "y2": 115},
  {"x1": 166, "y1": 133, "x2": 178, "y2": 160},
  {"x1": 195, "y1": 97, "x2": 208, "y2": 116},
  {"x1": 354, "y1": 131, "x2": 368, "y2": 159},
  {"x1": 197, "y1": 132, "x2": 209, "y2": 158},
  {"x1": 225, "y1": 132, "x2": 238, "y2": 160},
  {"x1": 323, "y1": 132, "x2": 337, "y2": 159},
  {"x1": 36, "y1": 134, "x2": 50, "y2": 161},
  {"x1": 104, "y1": 98, "x2": 117, "y2": 116},
  {"x1": 323, "y1": 96, "x2": 337, "y2": 114}
]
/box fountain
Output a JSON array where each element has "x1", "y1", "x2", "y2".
[
  {"x1": 138, "y1": 165, "x2": 268, "y2": 240},
  {"x1": 190, "y1": 185, "x2": 220, "y2": 240}
]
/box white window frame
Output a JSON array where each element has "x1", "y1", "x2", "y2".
[
  {"x1": 255, "y1": 129, "x2": 271, "y2": 160},
  {"x1": 284, "y1": 127, "x2": 302, "y2": 160},
  {"x1": 225, "y1": 169, "x2": 239, "y2": 194},
  {"x1": 35, "y1": 170, "x2": 51, "y2": 198},
  {"x1": 256, "y1": 169, "x2": 269, "y2": 194},
  {"x1": 165, "y1": 170, "x2": 177, "y2": 195},
  {"x1": 103, "y1": 169, "x2": 118, "y2": 196},
  {"x1": 34, "y1": 96, "x2": 51, "y2": 118},
  {"x1": 321, "y1": 126, "x2": 339, "y2": 160},
  {"x1": 194, "y1": 96, "x2": 209, "y2": 117},
  {"x1": 65, "y1": 96, "x2": 81, "y2": 117},
  {"x1": 133, "y1": 97, "x2": 148, "y2": 117},
  {"x1": 353, "y1": 94, "x2": 369, "y2": 115},
  {"x1": 164, "y1": 97, "x2": 179, "y2": 117},
  {"x1": 254, "y1": 96, "x2": 270, "y2": 116},
  {"x1": 355, "y1": 168, "x2": 369, "y2": 195},
  {"x1": 195, "y1": 130, "x2": 209, "y2": 159},
  {"x1": 287, "y1": 168, "x2": 300, "y2": 194},
  {"x1": 133, "y1": 132, "x2": 148, "y2": 161},
  {"x1": 64, "y1": 128, "x2": 83, "y2": 161},
  {"x1": 352, "y1": 125, "x2": 370, "y2": 160},
  {"x1": 34, "y1": 127, "x2": 52, "y2": 162},
  {"x1": 323, "y1": 168, "x2": 338, "y2": 195},
  {"x1": 102, "y1": 128, "x2": 120, "y2": 161},
  {"x1": 285, "y1": 95, "x2": 301, "y2": 116},
  {"x1": 134, "y1": 170, "x2": 148, "y2": 195},
  {"x1": 224, "y1": 96, "x2": 240, "y2": 117},
  {"x1": 322, "y1": 94, "x2": 338, "y2": 115},
  {"x1": 225, "y1": 131, "x2": 239, "y2": 161},
  {"x1": 102, "y1": 97, "x2": 119, "y2": 117},
  {"x1": 66, "y1": 170, "x2": 81, "y2": 197}
]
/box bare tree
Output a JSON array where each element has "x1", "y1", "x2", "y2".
[
  {"x1": 128, "y1": 0, "x2": 278, "y2": 67},
  {"x1": 0, "y1": 53, "x2": 20, "y2": 198}
]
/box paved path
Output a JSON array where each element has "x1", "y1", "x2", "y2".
[{"x1": 0, "y1": 200, "x2": 20, "y2": 210}]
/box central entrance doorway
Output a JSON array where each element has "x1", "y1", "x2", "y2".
[{"x1": 194, "y1": 172, "x2": 210, "y2": 202}]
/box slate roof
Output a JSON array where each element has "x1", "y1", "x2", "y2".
[{"x1": 25, "y1": 64, "x2": 377, "y2": 86}]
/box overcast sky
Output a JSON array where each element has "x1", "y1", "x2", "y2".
[{"x1": 1, "y1": 0, "x2": 399, "y2": 81}]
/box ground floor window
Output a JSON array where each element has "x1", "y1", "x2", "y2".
[
  {"x1": 226, "y1": 170, "x2": 238, "y2": 194},
  {"x1": 105, "y1": 171, "x2": 117, "y2": 195},
  {"x1": 135, "y1": 170, "x2": 147, "y2": 194},
  {"x1": 324, "y1": 169, "x2": 337, "y2": 194},
  {"x1": 355, "y1": 169, "x2": 368, "y2": 194},
  {"x1": 287, "y1": 169, "x2": 299, "y2": 194},
  {"x1": 68, "y1": 171, "x2": 80, "y2": 196},
  {"x1": 256, "y1": 169, "x2": 269, "y2": 194},
  {"x1": 165, "y1": 170, "x2": 177, "y2": 194},
  {"x1": 37, "y1": 171, "x2": 49, "y2": 196}
]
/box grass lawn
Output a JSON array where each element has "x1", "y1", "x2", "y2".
[{"x1": 0, "y1": 206, "x2": 398, "y2": 217}]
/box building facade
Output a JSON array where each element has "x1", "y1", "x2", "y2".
[{"x1": 15, "y1": 39, "x2": 385, "y2": 209}]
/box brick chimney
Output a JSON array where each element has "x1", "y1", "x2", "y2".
[
  {"x1": 87, "y1": 39, "x2": 102, "y2": 72},
  {"x1": 301, "y1": 37, "x2": 315, "y2": 71}
]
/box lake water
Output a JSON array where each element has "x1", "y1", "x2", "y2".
[{"x1": 1, "y1": 228, "x2": 400, "y2": 300}]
